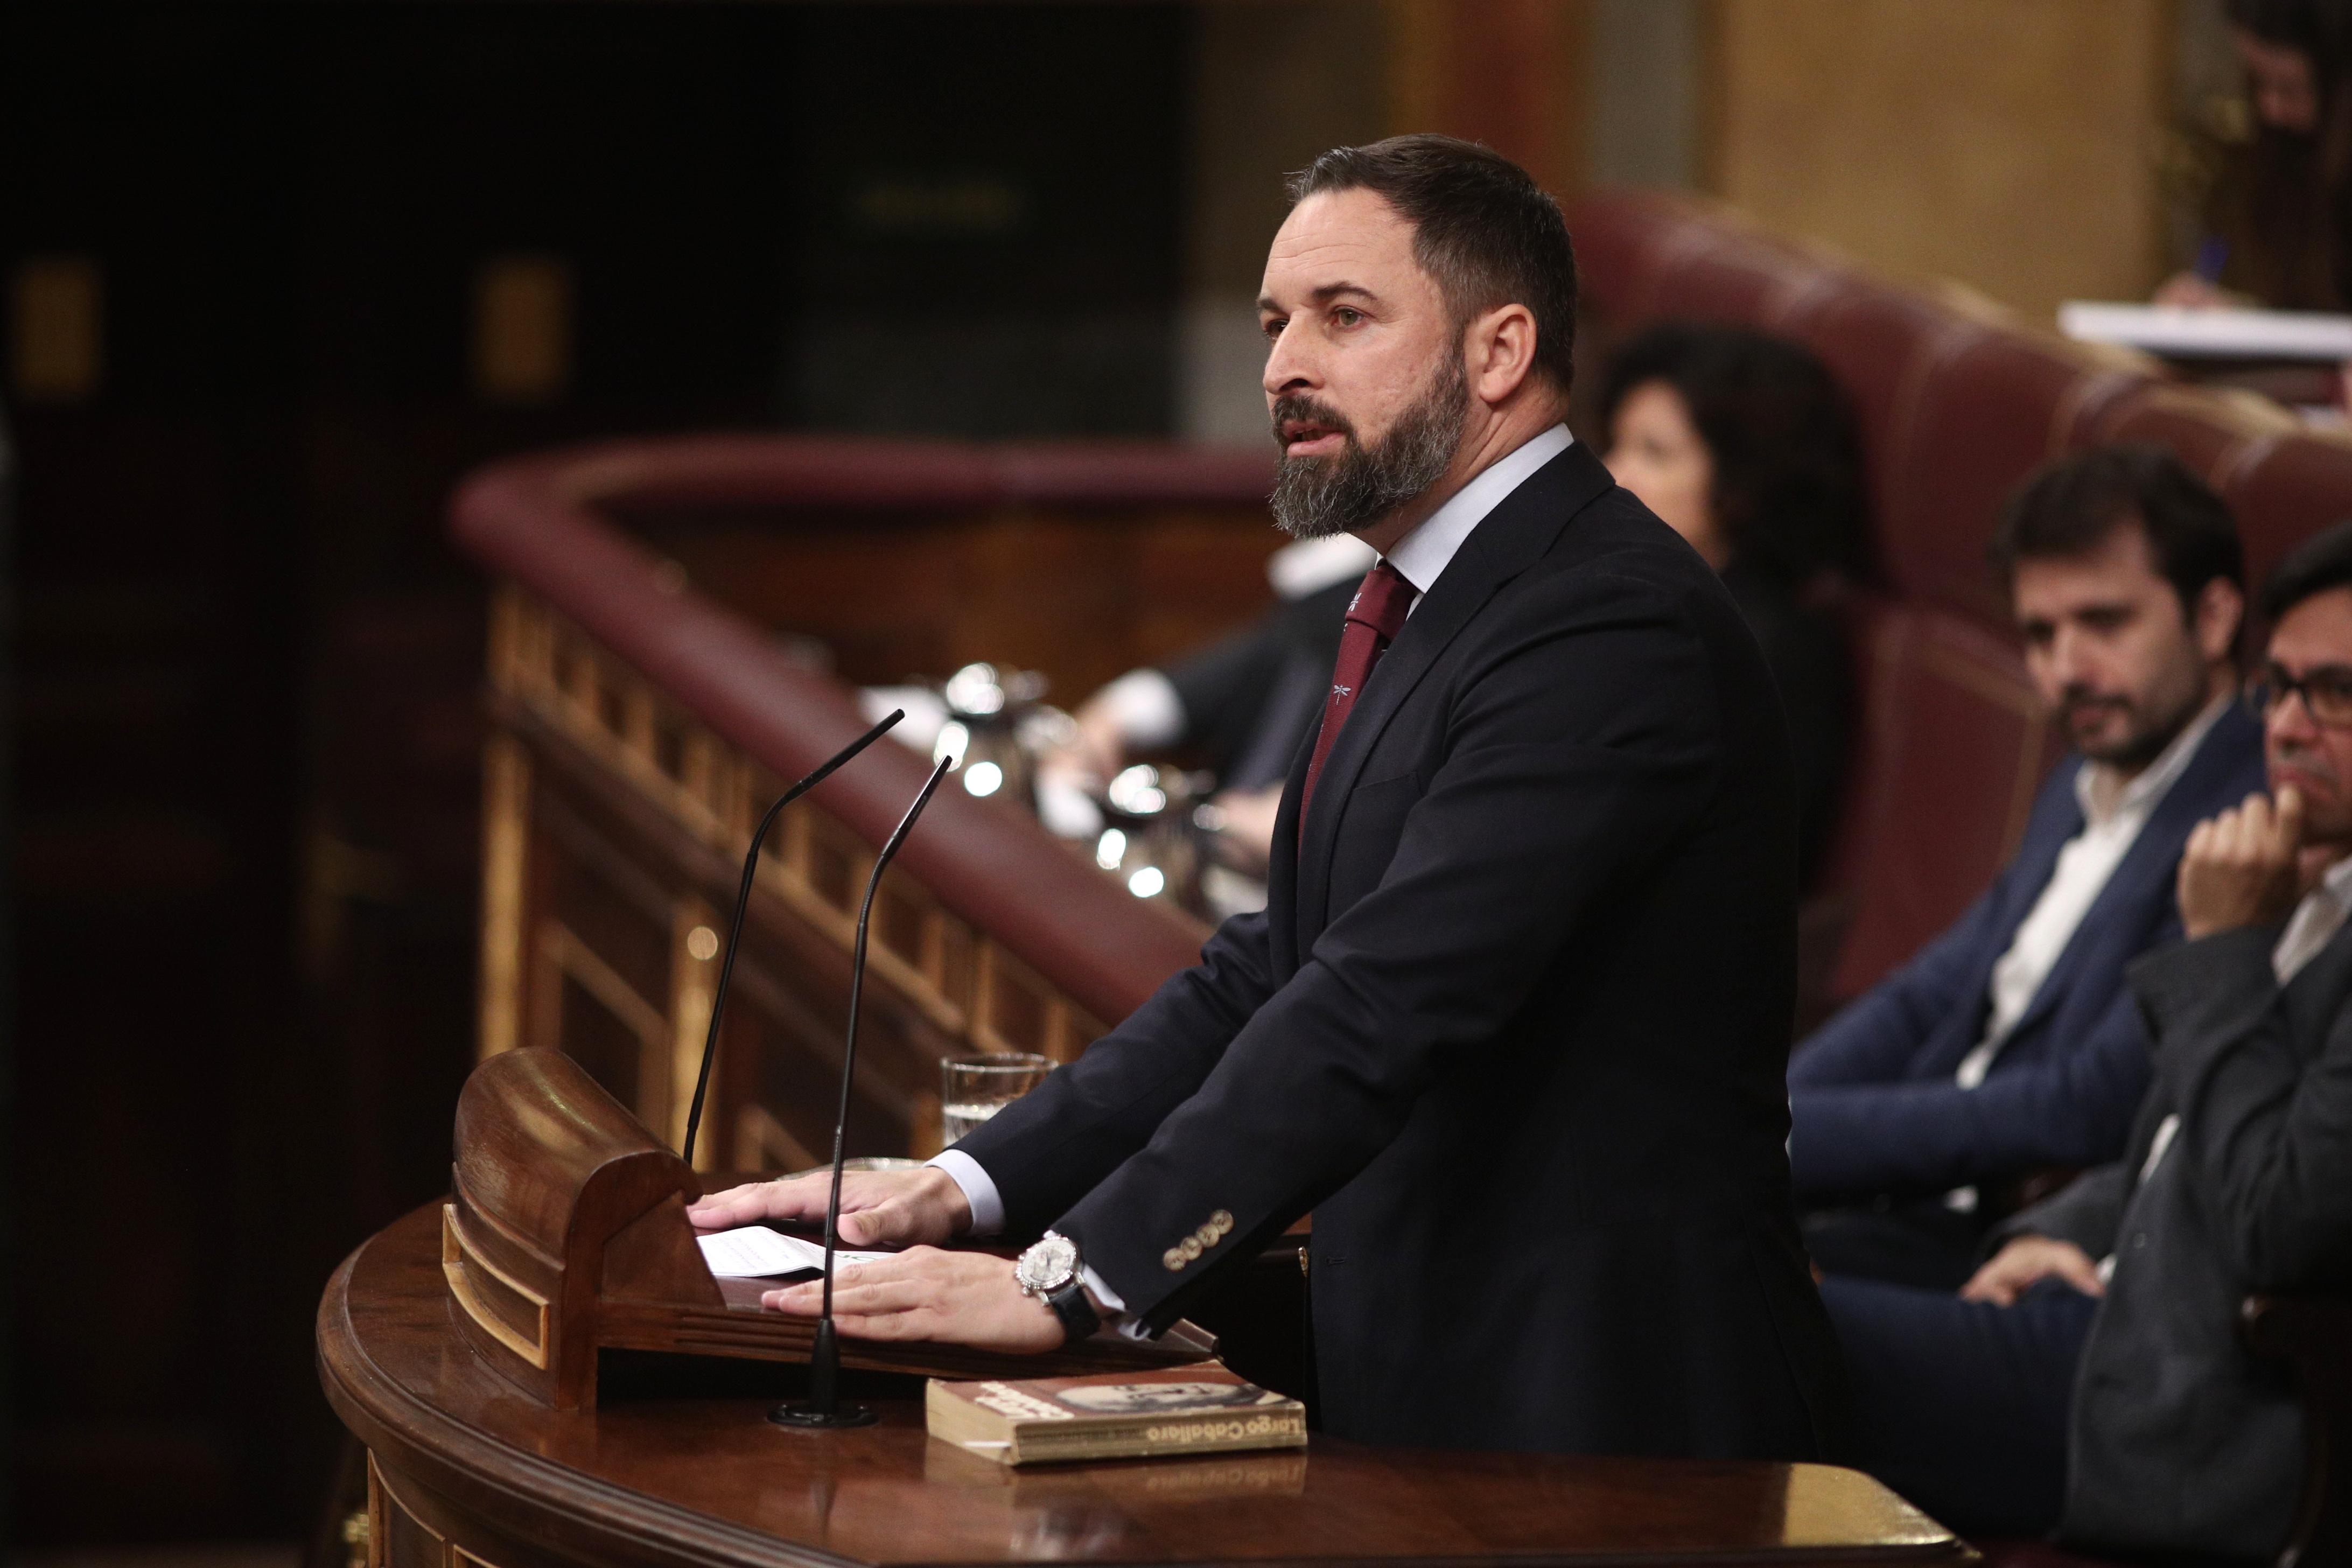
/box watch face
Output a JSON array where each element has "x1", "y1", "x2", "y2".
[{"x1": 1017, "y1": 1233, "x2": 1079, "y2": 1294}]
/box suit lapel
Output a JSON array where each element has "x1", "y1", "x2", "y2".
[
  {"x1": 1265, "y1": 723, "x2": 1315, "y2": 977},
  {"x1": 2283, "y1": 902, "x2": 2352, "y2": 1063},
  {"x1": 1999, "y1": 704, "x2": 2262, "y2": 1046},
  {"x1": 1292, "y1": 442, "x2": 1615, "y2": 941}
]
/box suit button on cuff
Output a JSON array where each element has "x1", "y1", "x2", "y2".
[{"x1": 1162, "y1": 1248, "x2": 1186, "y2": 1271}]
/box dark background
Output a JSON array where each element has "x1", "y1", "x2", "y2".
[{"x1": 4, "y1": 2, "x2": 1188, "y2": 1548}]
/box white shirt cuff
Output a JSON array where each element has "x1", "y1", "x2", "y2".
[
  {"x1": 1098, "y1": 668, "x2": 1186, "y2": 750},
  {"x1": 925, "y1": 1149, "x2": 1005, "y2": 1236},
  {"x1": 1081, "y1": 1263, "x2": 1154, "y2": 1341},
  {"x1": 928, "y1": 1151, "x2": 1153, "y2": 1340}
]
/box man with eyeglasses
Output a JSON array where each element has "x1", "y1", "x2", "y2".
[
  {"x1": 1791, "y1": 445, "x2": 2265, "y2": 1291},
  {"x1": 1820, "y1": 518, "x2": 2352, "y2": 1555}
]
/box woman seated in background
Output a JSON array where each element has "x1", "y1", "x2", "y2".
[
  {"x1": 1600, "y1": 323, "x2": 1868, "y2": 881},
  {"x1": 2159, "y1": 0, "x2": 2352, "y2": 310}
]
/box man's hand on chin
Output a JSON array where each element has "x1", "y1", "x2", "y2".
[
  {"x1": 685, "y1": 1166, "x2": 971, "y2": 1248},
  {"x1": 2178, "y1": 786, "x2": 2311, "y2": 940},
  {"x1": 764, "y1": 1249, "x2": 1066, "y2": 1354}
]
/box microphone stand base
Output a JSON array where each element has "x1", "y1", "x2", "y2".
[{"x1": 768, "y1": 1401, "x2": 880, "y2": 1430}]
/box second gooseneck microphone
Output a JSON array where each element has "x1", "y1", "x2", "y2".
[
  {"x1": 772, "y1": 751, "x2": 956, "y2": 1430},
  {"x1": 679, "y1": 709, "x2": 905, "y2": 1171}
]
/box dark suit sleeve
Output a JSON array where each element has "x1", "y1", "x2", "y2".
[
  {"x1": 1054, "y1": 573, "x2": 1727, "y2": 1325},
  {"x1": 1786, "y1": 937, "x2": 2159, "y2": 1196},
  {"x1": 948, "y1": 907, "x2": 1279, "y2": 1236},
  {"x1": 1788, "y1": 878, "x2": 2018, "y2": 1091},
  {"x1": 1162, "y1": 621, "x2": 1283, "y2": 761},
  {"x1": 1998, "y1": 1159, "x2": 2132, "y2": 1259},
  {"x1": 2131, "y1": 927, "x2": 2352, "y2": 1291},
  {"x1": 1783, "y1": 884, "x2": 2005, "y2": 1184}
]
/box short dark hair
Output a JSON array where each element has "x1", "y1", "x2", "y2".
[
  {"x1": 2260, "y1": 517, "x2": 2352, "y2": 621},
  {"x1": 1989, "y1": 444, "x2": 2244, "y2": 617},
  {"x1": 1287, "y1": 134, "x2": 1577, "y2": 391},
  {"x1": 1598, "y1": 322, "x2": 1869, "y2": 587}
]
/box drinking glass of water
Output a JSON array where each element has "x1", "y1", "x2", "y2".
[{"x1": 940, "y1": 1052, "x2": 1055, "y2": 1146}]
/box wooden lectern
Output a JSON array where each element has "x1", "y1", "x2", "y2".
[{"x1": 443, "y1": 1046, "x2": 1206, "y2": 1408}]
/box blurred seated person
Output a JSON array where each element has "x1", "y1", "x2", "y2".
[
  {"x1": 1790, "y1": 446, "x2": 2265, "y2": 1289},
  {"x1": 1823, "y1": 522, "x2": 2352, "y2": 1551},
  {"x1": 1598, "y1": 323, "x2": 1864, "y2": 878},
  {"x1": 1046, "y1": 531, "x2": 1372, "y2": 873},
  {"x1": 2158, "y1": 0, "x2": 2352, "y2": 310}
]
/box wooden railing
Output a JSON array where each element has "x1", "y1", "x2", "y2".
[{"x1": 452, "y1": 436, "x2": 1275, "y2": 1172}]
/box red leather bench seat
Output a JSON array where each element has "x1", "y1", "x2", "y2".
[{"x1": 1822, "y1": 595, "x2": 2061, "y2": 1005}]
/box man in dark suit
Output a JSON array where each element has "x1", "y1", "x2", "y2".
[
  {"x1": 692, "y1": 134, "x2": 1844, "y2": 1459},
  {"x1": 1821, "y1": 520, "x2": 2352, "y2": 1552},
  {"x1": 1790, "y1": 447, "x2": 2265, "y2": 1290}
]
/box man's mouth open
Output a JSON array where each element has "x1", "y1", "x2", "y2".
[{"x1": 1280, "y1": 418, "x2": 1346, "y2": 458}]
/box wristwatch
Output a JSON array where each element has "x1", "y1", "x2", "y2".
[{"x1": 1014, "y1": 1230, "x2": 1102, "y2": 1343}]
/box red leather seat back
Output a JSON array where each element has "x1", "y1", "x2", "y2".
[
  {"x1": 1572, "y1": 189, "x2": 1718, "y2": 328},
  {"x1": 1647, "y1": 232, "x2": 1843, "y2": 335},
  {"x1": 2224, "y1": 430, "x2": 2352, "y2": 595},
  {"x1": 1823, "y1": 596, "x2": 2062, "y2": 1004},
  {"x1": 1892, "y1": 330, "x2": 2153, "y2": 622},
  {"x1": 1779, "y1": 284, "x2": 1964, "y2": 581},
  {"x1": 2081, "y1": 384, "x2": 2292, "y2": 490}
]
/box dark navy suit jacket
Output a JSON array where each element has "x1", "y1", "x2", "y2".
[
  {"x1": 956, "y1": 442, "x2": 1845, "y2": 1459},
  {"x1": 1786, "y1": 702, "x2": 2265, "y2": 1200}
]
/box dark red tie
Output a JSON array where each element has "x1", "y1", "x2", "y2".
[{"x1": 1299, "y1": 560, "x2": 1417, "y2": 834}]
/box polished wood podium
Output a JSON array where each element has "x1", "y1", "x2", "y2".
[{"x1": 320, "y1": 1200, "x2": 1970, "y2": 1568}]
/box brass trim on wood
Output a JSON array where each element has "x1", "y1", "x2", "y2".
[
  {"x1": 477, "y1": 734, "x2": 531, "y2": 1062},
  {"x1": 368, "y1": 1452, "x2": 447, "y2": 1565},
  {"x1": 441, "y1": 1205, "x2": 551, "y2": 1371},
  {"x1": 668, "y1": 897, "x2": 719, "y2": 1164}
]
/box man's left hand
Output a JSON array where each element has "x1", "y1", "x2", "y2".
[
  {"x1": 2179, "y1": 787, "x2": 2309, "y2": 940},
  {"x1": 764, "y1": 1247, "x2": 1066, "y2": 1353}
]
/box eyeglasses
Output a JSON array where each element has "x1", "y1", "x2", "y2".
[{"x1": 2246, "y1": 661, "x2": 2352, "y2": 728}]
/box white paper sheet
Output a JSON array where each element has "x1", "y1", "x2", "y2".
[
  {"x1": 696, "y1": 1226, "x2": 895, "y2": 1279},
  {"x1": 2059, "y1": 300, "x2": 2352, "y2": 361}
]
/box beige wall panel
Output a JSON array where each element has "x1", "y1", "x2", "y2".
[{"x1": 1712, "y1": 0, "x2": 2171, "y2": 324}]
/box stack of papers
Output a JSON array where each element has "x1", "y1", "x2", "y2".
[
  {"x1": 696, "y1": 1226, "x2": 895, "y2": 1278},
  {"x1": 2059, "y1": 301, "x2": 2352, "y2": 362}
]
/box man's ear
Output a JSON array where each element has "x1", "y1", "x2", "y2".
[
  {"x1": 2195, "y1": 576, "x2": 2246, "y2": 666},
  {"x1": 1465, "y1": 303, "x2": 1539, "y2": 408}
]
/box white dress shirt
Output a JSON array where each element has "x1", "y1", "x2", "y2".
[
  {"x1": 1942, "y1": 696, "x2": 2228, "y2": 1212},
  {"x1": 1956, "y1": 696, "x2": 2230, "y2": 1090},
  {"x1": 930, "y1": 422, "x2": 1577, "y2": 1326}
]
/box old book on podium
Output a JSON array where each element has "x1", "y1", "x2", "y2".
[{"x1": 441, "y1": 1045, "x2": 1212, "y2": 1408}]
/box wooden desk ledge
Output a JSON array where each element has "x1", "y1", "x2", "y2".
[{"x1": 321, "y1": 1201, "x2": 1969, "y2": 1568}]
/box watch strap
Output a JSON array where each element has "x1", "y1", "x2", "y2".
[{"x1": 1044, "y1": 1278, "x2": 1102, "y2": 1343}]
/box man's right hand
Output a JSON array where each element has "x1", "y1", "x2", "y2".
[
  {"x1": 2178, "y1": 787, "x2": 2308, "y2": 940},
  {"x1": 1959, "y1": 1235, "x2": 2105, "y2": 1306},
  {"x1": 686, "y1": 1165, "x2": 973, "y2": 1248}
]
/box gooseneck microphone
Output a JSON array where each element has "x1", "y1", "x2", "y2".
[
  {"x1": 773, "y1": 752, "x2": 955, "y2": 1430},
  {"x1": 679, "y1": 709, "x2": 905, "y2": 1171}
]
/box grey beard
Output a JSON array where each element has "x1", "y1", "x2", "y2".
[{"x1": 1269, "y1": 358, "x2": 1468, "y2": 540}]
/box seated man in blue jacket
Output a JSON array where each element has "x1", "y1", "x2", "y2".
[{"x1": 1790, "y1": 444, "x2": 2265, "y2": 1289}]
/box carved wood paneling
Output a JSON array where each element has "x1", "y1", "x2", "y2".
[{"x1": 481, "y1": 585, "x2": 1111, "y2": 1165}]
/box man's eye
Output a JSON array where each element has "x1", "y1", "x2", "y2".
[
  {"x1": 1262, "y1": 318, "x2": 1285, "y2": 341},
  {"x1": 1332, "y1": 307, "x2": 1363, "y2": 327}
]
